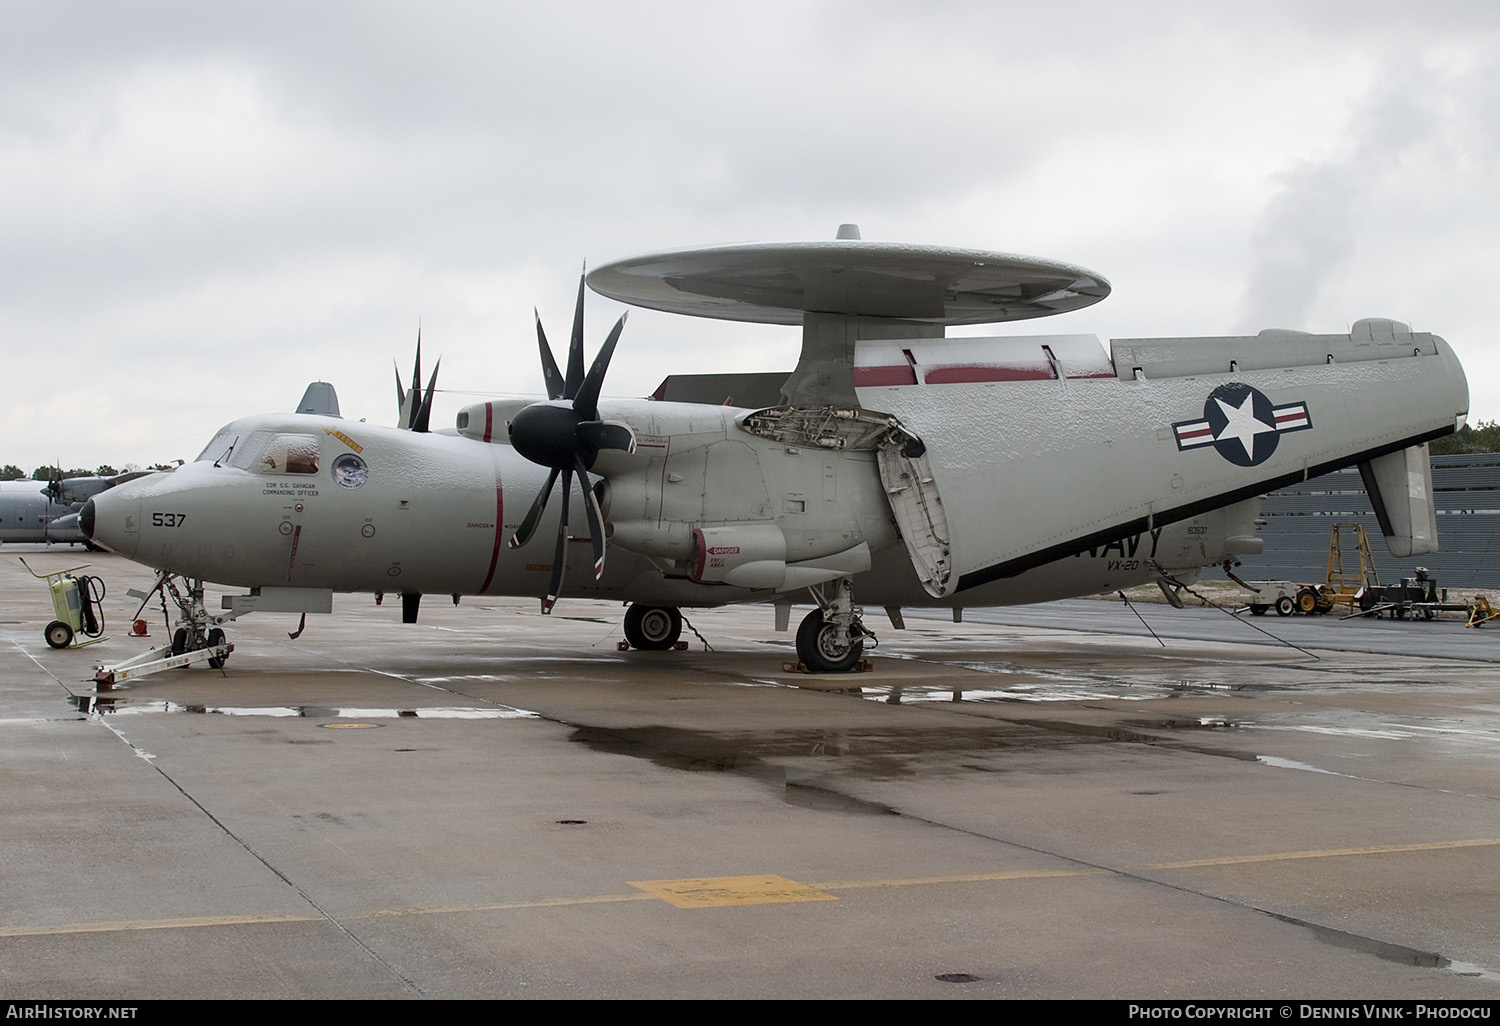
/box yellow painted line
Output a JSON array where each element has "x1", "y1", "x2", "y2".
[
  {"x1": 812, "y1": 868, "x2": 1105, "y2": 890},
  {"x1": 5, "y1": 838, "x2": 1497, "y2": 936},
  {"x1": 354, "y1": 892, "x2": 655, "y2": 918},
  {"x1": 1136, "y1": 837, "x2": 1500, "y2": 871},
  {"x1": 0, "y1": 912, "x2": 323, "y2": 938},
  {"x1": 630, "y1": 874, "x2": 837, "y2": 909}
]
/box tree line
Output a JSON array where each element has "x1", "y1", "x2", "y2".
[
  {"x1": 1428, "y1": 419, "x2": 1500, "y2": 455},
  {"x1": 0, "y1": 464, "x2": 179, "y2": 481}
]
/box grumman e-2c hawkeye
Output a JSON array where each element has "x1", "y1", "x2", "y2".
[{"x1": 81, "y1": 228, "x2": 1469, "y2": 673}]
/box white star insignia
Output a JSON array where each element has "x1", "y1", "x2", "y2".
[{"x1": 1214, "y1": 393, "x2": 1276, "y2": 461}]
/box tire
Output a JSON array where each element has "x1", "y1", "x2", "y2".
[
  {"x1": 1274, "y1": 596, "x2": 1295, "y2": 617},
  {"x1": 171, "y1": 628, "x2": 188, "y2": 656},
  {"x1": 623, "y1": 605, "x2": 682, "y2": 651},
  {"x1": 1248, "y1": 604, "x2": 1269, "y2": 616},
  {"x1": 44, "y1": 621, "x2": 73, "y2": 649},
  {"x1": 1295, "y1": 588, "x2": 1319, "y2": 614},
  {"x1": 206, "y1": 628, "x2": 228, "y2": 670},
  {"x1": 795, "y1": 609, "x2": 864, "y2": 674}
]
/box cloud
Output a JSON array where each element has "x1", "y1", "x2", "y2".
[{"x1": 2, "y1": 2, "x2": 1499, "y2": 471}]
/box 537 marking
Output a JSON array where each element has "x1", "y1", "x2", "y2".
[{"x1": 151, "y1": 512, "x2": 188, "y2": 527}]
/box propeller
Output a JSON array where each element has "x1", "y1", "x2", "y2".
[{"x1": 507, "y1": 272, "x2": 635, "y2": 613}]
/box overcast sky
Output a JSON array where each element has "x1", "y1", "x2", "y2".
[{"x1": 2, "y1": 1, "x2": 1495, "y2": 472}]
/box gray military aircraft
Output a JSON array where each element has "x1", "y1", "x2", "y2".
[
  {"x1": 81, "y1": 229, "x2": 1469, "y2": 671},
  {"x1": 0, "y1": 480, "x2": 88, "y2": 544},
  {"x1": 1, "y1": 469, "x2": 163, "y2": 546}
]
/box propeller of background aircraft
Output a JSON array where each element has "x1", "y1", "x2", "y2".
[{"x1": 506, "y1": 274, "x2": 635, "y2": 612}]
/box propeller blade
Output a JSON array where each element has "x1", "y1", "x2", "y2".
[
  {"x1": 563, "y1": 271, "x2": 586, "y2": 400},
  {"x1": 576, "y1": 421, "x2": 636, "y2": 456},
  {"x1": 535, "y1": 311, "x2": 566, "y2": 401},
  {"x1": 508, "y1": 467, "x2": 560, "y2": 549},
  {"x1": 544, "y1": 469, "x2": 573, "y2": 614},
  {"x1": 574, "y1": 312, "x2": 627, "y2": 420},
  {"x1": 573, "y1": 456, "x2": 606, "y2": 578}
]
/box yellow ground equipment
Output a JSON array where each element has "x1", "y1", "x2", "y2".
[
  {"x1": 1466, "y1": 596, "x2": 1498, "y2": 628},
  {"x1": 19, "y1": 556, "x2": 106, "y2": 648},
  {"x1": 1239, "y1": 523, "x2": 1379, "y2": 616},
  {"x1": 1322, "y1": 522, "x2": 1379, "y2": 612}
]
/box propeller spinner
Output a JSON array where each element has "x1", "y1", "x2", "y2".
[{"x1": 507, "y1": 274, "x2": 635, "y2": 613}]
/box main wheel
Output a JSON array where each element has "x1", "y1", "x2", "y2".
[
  {"x1": 795, "y1": 609, "x2": 864, "y2": 674},
  {"x1": 623, "y1": 605, "x2": 682, "y2": 651},
  {"x1": 1274, "y1": 596, "x2": 1295, "y2": 617},
  {"x1": 44, "y1": 621, "x2": 73, "y2": 649},
  {"x1": 206, "y1": 628, "x2": 228, "y2": 669}
]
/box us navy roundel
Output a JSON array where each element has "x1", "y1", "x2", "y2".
[{"x1": 1172, "y1": 383, "x2": 1311, "y2": 467}]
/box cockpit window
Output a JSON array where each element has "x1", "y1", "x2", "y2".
[
  {"x1": 195, "y1": 430, "x2": 239, "y2": 465},
  {"x1": 194, "y1": 429, "x2": 321, "y2": 474},
  {"x1": 253, "y1": 434, "x2": 320, "y2": 474}
]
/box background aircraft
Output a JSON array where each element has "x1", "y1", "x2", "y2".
[
  {"x1": 1, "y1": 469, "x2": 165, "y2": 546},
  {"x1": 0, "y1": 480, "x2": 87, "y2": 545},
  {"x1": 82, "y1": 231, "x2": 1469, "y2": 671}
]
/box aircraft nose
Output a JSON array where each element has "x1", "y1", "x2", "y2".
[{"x1": 83, "y1": 485, "x2": 141, "y2": 558}]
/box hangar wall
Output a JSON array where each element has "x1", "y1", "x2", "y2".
[{"x1": 1229, "y1": 453, "x2": 1500, "y2": 588}]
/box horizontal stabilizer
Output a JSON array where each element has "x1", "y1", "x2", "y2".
[
  {"x1": 1358, "y1": 444, "x2": 1438, "y2": 558},
  {"x1": 650, "y1": 372, "x2": 787, "y2": 408}
]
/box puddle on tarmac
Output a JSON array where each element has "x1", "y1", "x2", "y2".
[
  {"x1": 68, "y1": 694, "x2": 537, "y2": 720},
  {"x1": 868, "y1": 658, "x2": 1245, "y2": 704},
  {"x1": 568, "y1": 722, "x2": 1105, "y2": 784}
]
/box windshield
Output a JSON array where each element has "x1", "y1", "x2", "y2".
[{"x1": 193, "y1": 429, "x2": 321, "y2": 474}]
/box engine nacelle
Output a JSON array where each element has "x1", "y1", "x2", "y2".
[{"x1": 691, "y1": 525, "x2": 788, "y2": 589}]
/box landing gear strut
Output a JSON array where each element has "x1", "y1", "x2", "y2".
[
  {"x1": 623, "y1": 604, "x2": 682, "y2": 650},
  {"x1": 795, "y1": 577, "x2": 872, "y2": 673},
  {"x1": 94, "y1": 573, "x2": 237, "y2": 687}
]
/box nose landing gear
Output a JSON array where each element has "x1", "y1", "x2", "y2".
[{"x1": 94, "y1": 573, "x2": 236, "y2": 687}]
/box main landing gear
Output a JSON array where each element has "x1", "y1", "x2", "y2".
[
  {"x1": 795, "y1": 577, "x2": 873, "y2": 674},
  {"x1": 622, "y1": 604, "x2": 683, "y2": 650}
]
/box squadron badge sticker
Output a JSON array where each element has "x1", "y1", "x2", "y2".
[{"x1": 1172, "y1": 382, "x2": 1311, "y2": 467}]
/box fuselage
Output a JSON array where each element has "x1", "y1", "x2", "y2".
[
  {"x1": 83, "y1": 323, "x2": 1469, "y2": 615},
  {"x1": 82, "y1": 403, "x2": 1255, "y2": 610}
]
